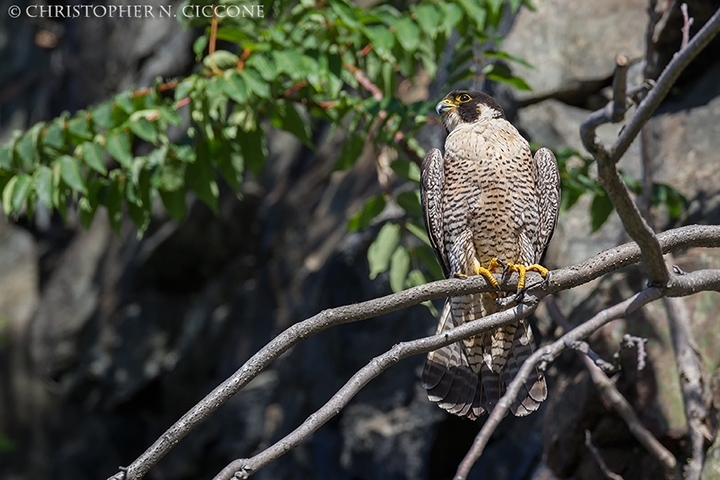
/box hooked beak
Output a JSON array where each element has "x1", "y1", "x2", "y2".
[{"x1": 435, "y1": 99, "x2": 454, "y2": 116}]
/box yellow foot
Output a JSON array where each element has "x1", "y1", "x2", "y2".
[
  {"x1": 506, "y1": 263, "x2": 549, "y2": 290},
  {"x1": 470, "y1": 257, "x2": 502, "y2": 288}
]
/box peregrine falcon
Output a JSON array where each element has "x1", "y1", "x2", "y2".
[{"x1": 420, "y1": 90, "x2": 560, "y2": 419}]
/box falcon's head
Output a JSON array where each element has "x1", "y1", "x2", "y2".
[{"x1": 435, "y1": 90, "x2": 505, "y2": 132}]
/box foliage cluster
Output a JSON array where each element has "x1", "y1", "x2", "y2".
[{"x1": 0, "y1": 0, "x2": 686, "y2": 293}]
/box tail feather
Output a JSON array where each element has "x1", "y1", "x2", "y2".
[{"x1": 422, "y1": 296, "x2": 546, "y2": 419}]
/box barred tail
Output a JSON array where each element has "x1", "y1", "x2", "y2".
[{"x1": 422, "y1": 298, "x2": 546, "y2": 418}]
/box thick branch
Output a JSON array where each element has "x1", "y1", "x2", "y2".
[
  {"x1": 454, "y1": 269, "x2": 720, "y2": 479},
  {"x1": 596, "y1": 154, "x2": 669, "y2": 285},
  {"x1": 107, "y1": 225, "x2": 720, "y2": 480}
]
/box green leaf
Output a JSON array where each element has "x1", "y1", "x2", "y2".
[
  {"x1": 106, "y1": 177, "x2": 123, "y2": 236},
  {"x1": 272, "y1": 50, "x2": 308, "y2": 79},
  {"x1": 590, "y1": 193, "x2": 613, "y2": 232},
  {"x1": 104, "y1": 132, "x2": 133, "y2": 167},
  {"x1": 246, "y1": 54, "x2": 277, "y2": 81},
  {"x1": 484, "y1": 50, "x2": 534, "y2": 69},
  {"x1": 34, "y1": 167, "x2": 53, "y2": 208},
  {"x1": 222, "y1": 72, "x2": 248, "y2": 104},
  {"x1": 187, "y1": 142, "x2": 219, "y2": 212},
  {"x1": 79, "y1": 178, "x2": 103, "y2": 229},
  {"x1": 486, "y1": 0, "x2": 503, "y2": 26},
  {"x1": 129, "y1": 117, "x2": 158, "y2": 143},
  {"x1": 412, "y1": 4, "x2": 440, "y2": 38},
  {"x1": 3, "y1": 174, "x2": 32, "y2": 214},
  {"x1": 0, "y1": 146, "x2": 12, "y2": 170},
  {"x1": 91, "y1": 102, "x2": 114, "y2": 130},
  {"x1": 204, "y1": 50, "x2": 240, "y2": 70},
  {"x1": 15, "y1": 129, "x2": 40, "y2": 171},
  {"x1": 334, "y1": 132, "x2": 366, "y2": 170},
  {"x1": 348, "y1": 195, "x2": 386, "y2": 231},
  {"x1": 394, "y1": 17, "x2": 420, "y2": 53},
  {"x1": 79, "y1": 142, "x2": 107, "y2": 174},
  {"x1": 68, "y1": 115, "x2": 93, "y2": 142},
  {"x1": 175, "y1": 78, "x2": 195, "y2": 102},
  {"x1": 271, "y1": 101, "x2": 311, "y2": 147},
  {"x1": 329, "y1": 0, "x2": 360, "y2": 28},
  {"x1": 58, "y1": 155, "x2": 87, "y2": 194},
  {"x1": 193, "y1": 35, "x2": 208, "y2": 58},
  {"x1": 159, "y1": 188, "x2": 186, "y2": 221},
  {"x1": 159, "y1": 106, "x2": 182, "y2": 126},
  {"x1": 457, "y1": 0, "x2": 486, "y2": 30},
  {"x1": 115, "y1": 92, "x2": 135, "y2": 114},
  {"x1": 405, "y1": 220, "x2": 431, "y2": 247},
  {"x1": 391, "y1": 159, "x2": 421, "y2": 182},
  {"x1": 389, "y1": 246, "x2": 410, "y2": 292},
  {"x1": 216, "y1": 146, "x2": 243, "y2": 191},
  {"x1": 42, "y1": 121, "x2": 65, "y2": 149},
  {"x1": 2, "y1": 176, "x2": 18, "y2": 215},
  {"x1": 240, "y1": 68, "x2": 270, "y2": 98},
  {"x1": 368, "y1": 222, "x2": 401, "y2": 279},
  {"x1": 440, "y1": 2, "x2": 464, "y2": 33},
  {"x1": 236, "y1": 127, "x2": 266, "y2": 175},
  {"x1": 482, "y1": 64, "x2": 532, "y2": 91},
  {"x1": 415, "y1": 244, "x2": 444, "y2": 280},
  {"x1": 363, "y1": 25, "x2": 395, "y2": 55},
  {"x1": 397, "y1": 190, "x2": 422, "y2": 217}
]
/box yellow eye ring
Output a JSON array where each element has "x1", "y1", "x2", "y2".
[{"x1": 458, "y1": 94, "x2": 471, "y2": 102}]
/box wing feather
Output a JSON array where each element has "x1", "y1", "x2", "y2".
[
  {"x1": 420, "y1": 148, "x2": 449, "y2": 277},
  {"x1": 532, "y1": 147, "x2": 561, "y2": 261}
]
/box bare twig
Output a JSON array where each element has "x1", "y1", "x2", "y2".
[
  {"x1": 106, "y1": 226, "x2": 720, "y2": 480},
  {"x1": 579, "y1": 55, "x2": 630, "y2": 156},
  {"x1": 585, "y1": 430, "x2": 626, "y2": 480},
  {"x1": 621, "y1": 334, "x2": 648, "y2": 371},
  {"x1": 663, "y1": 294, "x2": 713, "y2": 480},
  {"x1": 545, "y1": 296, "x2": 615, "y2": 373},
  {"x1": 572, "y1": 341, "x2": 616, "y2": 373},
  {"x1": 453, "y1": 270, "x2": 720, "y2": 480},
  {"x1": 581, "y1": 354, "x2": 679, "y2": 478},
  {"x1": 612, "y1": 5, "x2": 720, "y2": 162},
  {"x1": 544, "y1": 295, "x2": 676, "y2": 477},
  {"x1": 680, "y1": 4, "x2": 695, "y2": 50}
]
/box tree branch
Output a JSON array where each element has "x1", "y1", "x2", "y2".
[
  {"x1": 579, "y1": 5, "x2": 720, "y2": 287},
  {"x1": 453, "y1": 269, "x2": 720, "y2": 479},
  {"x1": 106, "y1": 225, "x2": 720, "y2": 480},
  {"x1": 611, "y1": 5, "x2": 720, "y2": 162},
  {"x1": 214, "y1": 301, "x2": 540, "y2": 480},
  {"x1": 663, "y1": 294, "x2": 714, "y2": 480},
  {"x1": 585, "y1": 430, "x2": 626, "y2": 480},
  {"x1": 581, "y1": 353, "x2": 680, "y2": 478}
]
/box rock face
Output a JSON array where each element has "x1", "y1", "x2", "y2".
[
  {"x1": 503, "y1": 0, "x2": 648, "y2": 102},
  {"x1": 1, "y1": 1, "x2": 720, "y2": 480}
]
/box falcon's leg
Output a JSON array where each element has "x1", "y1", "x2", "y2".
[
  {"x1": 450, "y1": 258, "x2": 502, "y2": 288},
  {"x1": 505, "y1": 263, "x2": 549, "y2": 291},
  {"x1": 472, "y1": 257, "x2": 502, "y2": 288}
]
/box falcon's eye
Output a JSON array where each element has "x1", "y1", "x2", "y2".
[{"x1": 457, "y1": 94, "x2": 472, "y2": 102}]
